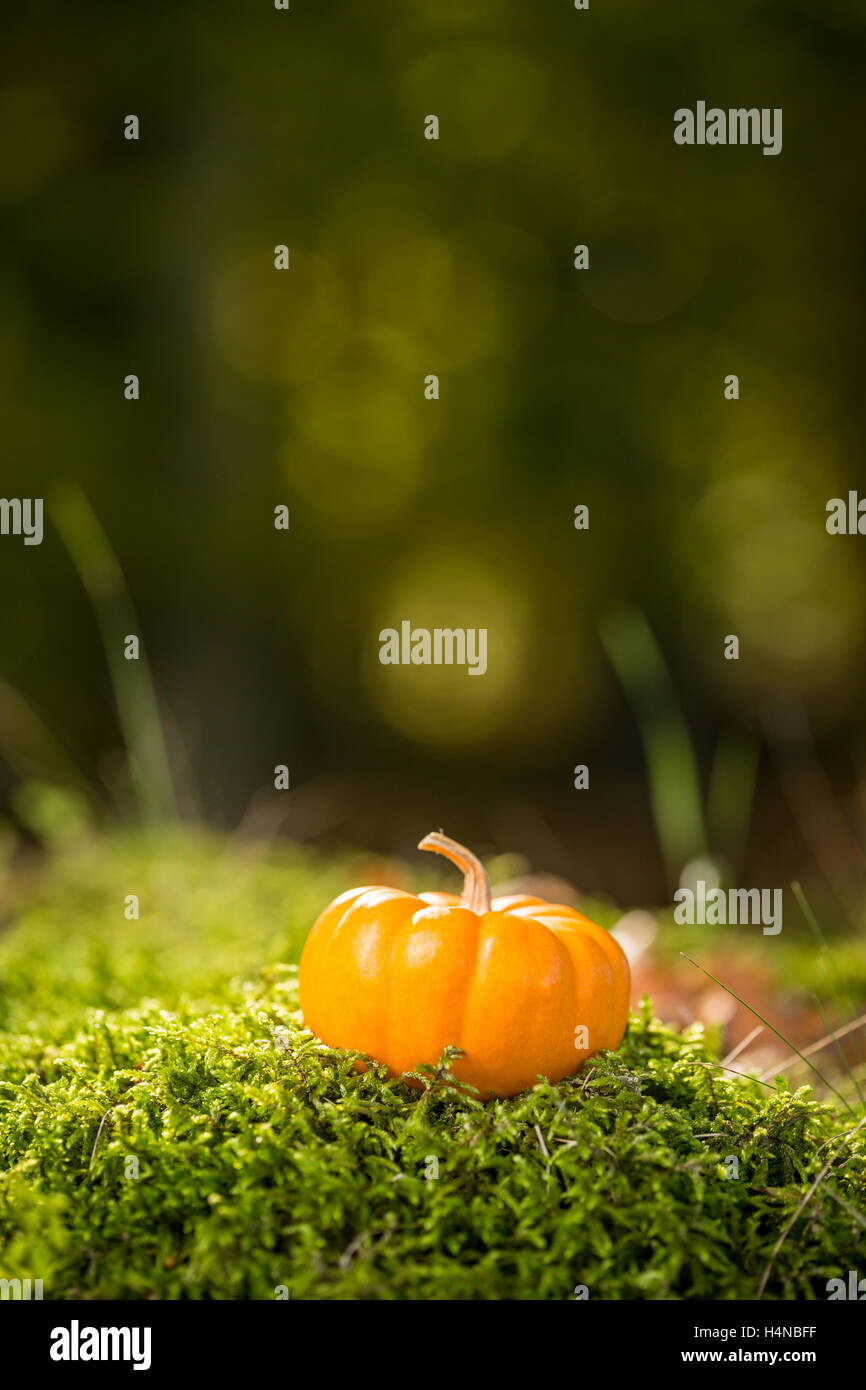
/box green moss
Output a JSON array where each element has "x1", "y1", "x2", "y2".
[{"x1": 1, "y1": 828, "x2": 864, "y2": 1300}]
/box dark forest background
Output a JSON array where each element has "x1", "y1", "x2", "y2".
[{"x1": 2, "y1": 0, "x2": 866, "y2": 909}]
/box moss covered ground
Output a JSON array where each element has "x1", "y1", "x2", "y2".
[{"x1": 1, "y1": 823, "x2": 864, "y2": 1300}]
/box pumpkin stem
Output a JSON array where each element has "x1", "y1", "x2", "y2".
[{"x1": 418, "y1": 831, "x2": 492, "y2": 915}]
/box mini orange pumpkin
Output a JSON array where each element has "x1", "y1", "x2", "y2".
[{"x1": 298, "y1": 831, "x2": 630, "y2": 1099}]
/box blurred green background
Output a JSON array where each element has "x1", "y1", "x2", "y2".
[{"x1": 2, "y1": 0, "x2": 866, "y2": 909}]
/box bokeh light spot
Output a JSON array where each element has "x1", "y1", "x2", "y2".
[
  {"x1": 401, "y1": 45, "x2": 542, "y2": 161},
  {"x1": 210, "y1": 249, "x2": 348, "y2": 383}
]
